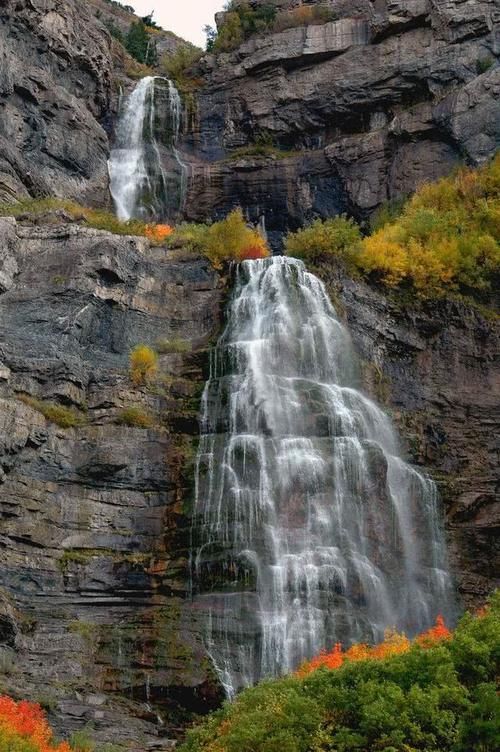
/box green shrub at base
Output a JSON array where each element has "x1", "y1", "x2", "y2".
[
  {"x1": 180, "y1": 592, "x2": 500, "y2": 752},
  {"x1": 285, "y1": 215, "x2": 362, "y2": 266}
]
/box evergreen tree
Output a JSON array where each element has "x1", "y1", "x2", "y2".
[{"x1": 125, "y1": 20, "x2": 157, "y2": 65}]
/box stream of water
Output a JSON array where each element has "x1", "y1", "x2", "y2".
[
  {"x1": 108, "y1": 76, "x2": 185, "y2": 221},
  {"x1": 192, "y1": 256, "x2": 454, "y2": 697}
]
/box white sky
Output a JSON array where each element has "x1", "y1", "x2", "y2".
[{"x1": 129, "y1": 1, "x2": 225, "y2": 47}]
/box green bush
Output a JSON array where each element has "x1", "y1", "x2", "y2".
[
  {"x1": 161, "y1": 45, "x2": 203, "y2": 93},
  {"x1": 69, "y1": 727, "x2": 95, "y2": 752},
  {"x1": 285, "y1": 215, "x2": 362, "y2": 266},
  {"x1": 125, "y1": 20, "x2": 157, "y2": 65},
  {"x1": 208, "y1": 1, "x2": 277, "y2": 53},
  {"x1": 180, "y1": 593, "x2": 500, "y2": 752},
  {"x1": 207, "y1": 2, "x2": 336, "y2": 53},
  {"x1": 18, "y1": 395, "x2": 87, "y2": 428}
]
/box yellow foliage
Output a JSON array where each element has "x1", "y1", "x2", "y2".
[
  {"x1": 358, "y1": 153, "x2": 500, "y2": 298},
  {"x1": 129, "y1": 345, "x2": 158, "y2": 386},
  {"x1": 168, "y1": 209, "x2": 270, "y2": 268}
]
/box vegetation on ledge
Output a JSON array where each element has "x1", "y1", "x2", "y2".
[
  {"x1": 0, "y1": 198, "x2": 171, "y2": 242},
  {"x1": 0, "y1": 201, "x2": 269, "y2": 267},
  {"x1": 205, "y1": 1, "x2": 336, "y2": 53},
  {"x1": 165, "y1": 208, "x2": 270, "y2": 268},
  {"x1": 181, "y1": 593, "x2": 500, "y2": 752},
  {"x1": 286, "y1": 155, "x2": 500, "y2": 302},
  {"x1": 17, "y1": 395, "x2": 87, "y2": 428}
]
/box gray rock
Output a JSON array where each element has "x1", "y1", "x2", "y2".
[{"x1": 0, "y1": 218, "x2": 225, "y2": 747}]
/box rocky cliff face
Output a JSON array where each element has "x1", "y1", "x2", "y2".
[
  {"x1": 0, "y1": 0, "x2": 499, "y2": 745},
  {"x1": 0, "y1": 217, "x2": 225, "y2": 747},
  {"x1": 181, "y1": 0, "x2": 499, "y2": 241},
  {"x1": 2, "y1": 1, "x2": 498, "y2": 237},
  {"x1": 0, "y1": 216, "x2": 497, "y2": 746},
  {"x1": 0, "y1": 0, "x2": 114, "y2": 206}
]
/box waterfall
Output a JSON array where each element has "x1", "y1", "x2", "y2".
[
  {"x1": 192, "y1": 257, "x2": 454, "y2": 698},
  {"x1": 108, "y1": 76, "x2": 186, "y2": 222}
]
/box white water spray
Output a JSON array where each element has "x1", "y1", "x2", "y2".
[{"x1": 192, "y1": 257, "x2": 454, "y2": 697}]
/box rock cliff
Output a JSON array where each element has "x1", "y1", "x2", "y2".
[
  {"x1": 182, "y1": 0, "x2": 499, "y2": 240},
  {"x1": 1, "y1": 1, "x2": 498, "y2": 236},
  {"x1": 0, "y1": 217, "x2": 497, "y2": 744},
  {"x1": 0, "y1": 0, "x2": 499, "y2": 746},
  {"x1": 0, "y1": 217, "x2": 225, "y2": 747},
  {"x1": 0, "y1": 0, "x2": 113, "y2": 206}
]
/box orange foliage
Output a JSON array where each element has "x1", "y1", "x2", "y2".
[
  {"x1": 237, "y1": 244, "x2": 270, "y2": 261},
  {"x1": 296, "y1": 615, "x2": 450, "y2": 677},
  {"x1": 0, "y1": 696, "x2": 70, "y2": 752},
  {"x1": 296, "y1": 643, "x2": 344, "y2": 677},
  {"x1": 144, "y1": 224, "x2": 173, "y2": 243},
  {"x1": 415, "y1": 614, "x2": 451, "y2": 647}
]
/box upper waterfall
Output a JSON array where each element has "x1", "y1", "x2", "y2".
[
  {"x1": 192, "y1": 256, "x2": 455, "y2": 697},
  {"x1": 108, "y1": 76, "x2": 186, "y2": 222}
]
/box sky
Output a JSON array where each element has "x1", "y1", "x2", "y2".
[{"x1": 130, "y1": 1, "x2": 224, "y2": 47}]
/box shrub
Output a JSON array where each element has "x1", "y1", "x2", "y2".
[
  {"x1": 129, "y1": 345, "x2": 158, "y2": 386},
  {"x1": 68, "y1": 728, "x2": 95, "y2": 752},
  {"x1": 285, "y1": 215, "x2": 362, "y2": 265},
  {"x1": 273, "y1": 4, "x2": 335, "y2": 33},
  {"x1": 477, "y1": 55, "x2": 494, "y2": 74},
  {"x1": 167, "y1": 209, "x2": 270, "y2": 268},
  {"x1": 180, "y1": 594, "x2": 500, "y2": 752},
  {"x1": 357, "y1": 154, "x2": 500, "y2": 298},
  {"x1": 161, "y1": 45, "x2": 203, "y2": 93},
  {"x1": 116, "y1": 406, "x2": 154, "y2": 428},
  {"x1": 286, "y1": 155, "x2": 500, "y2": 301},
  {"x1": 208, "y1": 2, "x2": 335, "y2": 53},
  {"x1": 0, "y1": 696, "x2": 71, "y2": 752},
  {"x1": 144, "y1": 223, "x2": 173, "y2": 243},
  {"x1": 155, "y1": 338, "x2": 191, "y2": 354},
  {"x1": 125, "y1": 20, "x2": 158, "y2": 66},
  {"x1": 18, "y1": 395, "x2": 86, "y2": 428}
]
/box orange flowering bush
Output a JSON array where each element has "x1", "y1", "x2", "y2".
[
  {"x1": 237, "y1": 242, "x2": 269, "y2": 261},
  {"x1": 144, "y1": 224, "x2": 174, "y2": 243},
  {"x1": 415, "y1": 614, "x2": 451, "y2": 647},
  {"x1": 0, "y1": 696, "x2": 70, "y2": 752},
  {"x1": 296, "y1": 615, "x2": 448, "y2": 677}
]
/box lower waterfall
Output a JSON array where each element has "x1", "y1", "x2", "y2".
[
  {"x1": 108, "y1": 76, "x2": 186, "y2": 222},
  {"x1": 192, "y1": 257, "x2": 454, "y2": 698}
]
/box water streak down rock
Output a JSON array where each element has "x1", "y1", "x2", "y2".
[
  {"x1": 108, "y1": 76, "x2": 186, "y2": 221},
  {"x1": 192, "y1": 257, "x2": 455, "y2": 696}
]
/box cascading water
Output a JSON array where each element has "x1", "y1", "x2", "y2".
[
  {"x1": 108, "y1": 76, "x2": 186, "y2": 222},
  {"x1": 192, "y1": 256, "x2": 454, "y2": 698}
]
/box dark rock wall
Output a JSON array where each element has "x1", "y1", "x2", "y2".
[
  {"x1": 0, "y1": 0, "x2": 115, "y2": 206},
  {"x1": 0, "y1": 218, "x2": 225, "y2": 747},
  {"x1": 180, "y1": 0, "x2": 500, "y2": 235}
]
